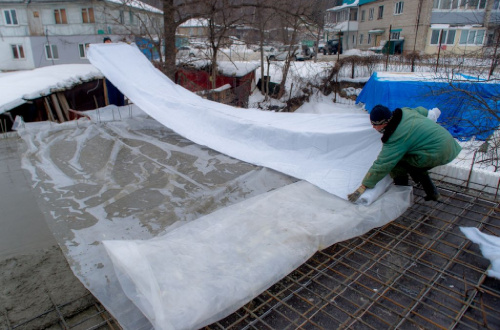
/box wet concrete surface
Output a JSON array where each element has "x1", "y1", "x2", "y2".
[
  {"x1": 0, "y1": 135, "x2": 94, "y2": 329},
  {"x1": 0, "y1": 136, "x2": 55, "y2": 259}
]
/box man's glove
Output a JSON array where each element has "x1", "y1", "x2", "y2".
[{"x1": 348, "y1": 185, "x2": 367, "y2": 203}]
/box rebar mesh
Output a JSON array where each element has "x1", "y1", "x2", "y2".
[
  {"x1": 5, "y1": 294, "x2": 120, "y2": 330},
  {"x1": 207, "y1": 176, "x2": 500, "y2": 330}
]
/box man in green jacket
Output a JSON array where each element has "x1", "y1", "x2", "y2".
[{"x1": 348, "y1": 105, "x2": 462, "y2": 203}]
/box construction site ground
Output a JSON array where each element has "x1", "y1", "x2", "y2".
[{"x1": 1, "y1": 131, "x2": 499, "y2": 330}]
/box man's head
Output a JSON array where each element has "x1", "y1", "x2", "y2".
[
  {"x1": 370, "y1": 105, "x2": 392, "y2": 133},
  {"x1": 103, "y1": 37, "x2": 112, "y2": 43}
]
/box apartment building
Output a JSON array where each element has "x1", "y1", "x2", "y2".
[
  {"x1": 0, "y1": 0, "x2": 163, "y2": 71},
  {"x1": 326, "y1": 0, "x2": 500, "y2": 55}
]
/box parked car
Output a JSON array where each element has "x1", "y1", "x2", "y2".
[
  {"x1": 176, "y1": 43, "x2": 212, "y2": 59},
  {"x1": 267, "y1": 45, "x2": 314, "y2": 61},
  {"x1": 324, "y1": 39, "x2": 343, "y2": 55},
  {"x1": 317, "y1": 42, "x2": 326, "y2": 54},
  {"x1": 296, "y1": 45, "x2": 315, "y2": 61},
  {"x1": 176, "y1": 46, "x2": 195, "y2": 58}
]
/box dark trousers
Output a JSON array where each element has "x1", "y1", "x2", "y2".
[
  {"x1": 105, "y1": 79, "x2": 125, "y2": 107},
  {"x1": 392, "y1": 161, "x2": 440, "y2": 200}
]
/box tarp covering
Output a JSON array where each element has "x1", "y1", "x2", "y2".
[
  {"x1": 87, "y1": 43, "x2": 391, "y2": 204},
  {"x1": 356, "y1": 72, "x2": 500, "y2": 141}
]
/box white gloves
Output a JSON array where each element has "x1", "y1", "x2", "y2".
[{"x1": 427, "y1": 107, "x2": 441, "y2": 122}]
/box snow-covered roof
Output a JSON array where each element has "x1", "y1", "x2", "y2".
[
  {"x1": 181, "y1": 60, "x2": 260, "y2": 77},
  {"x1": 327, "y1": 0, "x2": 359, "y2": 11},
  {"x1": 179, "y1": 18, "x2": 209, "y2": 27},
  {"x1": 106, "y1": 0, "x2": 163, "y2": 14},
  {"x1": 325, "y1": 21, "x2": 350, "y2": 32},
  {"x1": 0, "y1": 64, "x2": 103, "y2": 114}
]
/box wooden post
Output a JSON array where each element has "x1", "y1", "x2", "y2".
[
  {"x1": 435, "y1": 29, "x2": 444, "y2": 73},
  {"x1": 103, "y1": 78, "x2": 109, "y2": 106},
  {"x1": 385, "y1": 25, "x2": 392, "y2": 71},
  {"x1": 50, "y1": 94, "x2": 65, "y2": 122},
  {"x1": 43, "y1": 97, "x2": 56, "y2": 122},
  {"x1": 56, "y1": 92, "x2": 71, "y2": 120}
]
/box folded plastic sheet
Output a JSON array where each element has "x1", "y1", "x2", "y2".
[
  {"x1": 104, "y1": 182, "x2": 412, "y2": 330},
  {"x1": 87, "y1": 43, "x2": 391, "y2": 204}
]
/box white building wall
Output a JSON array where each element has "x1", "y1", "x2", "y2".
[{"x1": 0, "y1": 1, "x2": 162, "y2": 70}]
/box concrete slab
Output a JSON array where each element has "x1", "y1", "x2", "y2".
[{"x1": 0, "y1": 137, "x2": 55, "y2": 260}]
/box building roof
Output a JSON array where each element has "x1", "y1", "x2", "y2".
[
  {"x1": 0, "y1": 64, "x2": 102, "y2": 114},
  {"x1": 105, "y1": 0, "x2": 163, "y2": 14}
]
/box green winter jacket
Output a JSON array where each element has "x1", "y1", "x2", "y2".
[{"x1": 362, "y1": 106, "x2": 462, "y2": 188}]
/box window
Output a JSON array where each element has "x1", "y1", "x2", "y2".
[
  {"x1": 45, "y1": 44, "x2": 59, "y2": 60},
  {"x1": 129, "y1": 9, "x2": 135, "y2": 25},
  {"x1": 377, "y1": 6, "x2": 384, "y2": 19},
  {"x1": 361, "y1": 10, "x2": 365, "y2": 21},
  {"x1": 11, "y1": 44, "x2": 24, "y2": 59},
  {"x1": 82, "y1": 8, "x2": 95, "y2": 23},
  {"x1": 350, "y1": 9, "x2": 357, "y2": 21},
  {"x1": 378, "y1": 6, "x2": 384, "y2": 19},
  {"x1": 430, "y1": 29, "x2": 456, "y2": 45},
  {"x1": 360, "y1": 34, "x2": 364, "y2": 44},
  {"x1": 54, "y1": 9, "x2": 67, "y2": 24},
  {"x1": 369, "y1": 8, "x2": 374, "y2": 20},
  {"x1": 119, "y1": 10, "x2": 124, "y2": 24},
  {"x1": 3, "y1": 9, "x2": 18, "y2": 25},
  {"x1": 394, "y1": 2, "x2": 404, "y2": 15},
  {"x1": 433, "y1": 0, "x2": 486, "y2": 9},
  {"x1": 495, "y1": 0, "x2": 500, "y2": 10},
  {"x1": 352, "y1": 35, "x2": 356, "y2": 45},
  {"x1": 368, "y1": 34, "x2": 372, "y2": 45},
  {"x1": 391, "y1": 31, "x2": 401, "y2": 39},
  {"x1": 78, "y1": 43, "x2": 90, "y2": 58},
  {"x1": 459, "y1": 29, "x2": 485, "y2": 45}
]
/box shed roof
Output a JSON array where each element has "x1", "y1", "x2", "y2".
[{"x1": 0, "y1": 64, "x2": 102, "y2": 114}]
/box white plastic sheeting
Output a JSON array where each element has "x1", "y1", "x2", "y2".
[
  {"x1": 81, "y1": 43, "x2": 415, "y2": 329},
  {"x1": 460, "y1": 227, "x2": 500, "y2": 280},
  {"x1": 104, "y1": 182, "x2": 412, "y2": 330},
  {"x1": 87, "y1": 42, "x2": 392, "y2": 204}
]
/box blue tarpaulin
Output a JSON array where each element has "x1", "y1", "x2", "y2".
[{"x1": 356, "y1": 72, "x2": 500, "y2": 141}]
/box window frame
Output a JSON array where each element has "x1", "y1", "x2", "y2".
[
  {"x1": 11, "y1": 44, "x2": 25, "y2": 59},
  {"x1": 394, "y1": 2, "x2": 404, "y2": 15},
  {"x1": 45, "y1": 44, "x2": 59, "y2": 60},
  {"x1": 54, "y1": 8, "x2": 67, "y2": 24},
  {"x1": 391, "y1": 31, "x2": 401, "y2": 40},
  {"x1": 359, "y1": 34, "x2": 364, "y2": 44},
  {"x1": 3, "y1": 9, "x2": 18, "y2": 25},
  {"x1": 361, "y1": 9, "x2": 365, "y2": 21},
  {"x1": 433, "y1": 0, "x2": 486, "y2": 10},
  {"x1": 129, "y1": 9, "x2": 135, "y2": 25},
  {"x1": 430, "y1": 29, "x2": 456, "y2": 45},
  {"x1": 78, "y1": 43, "x2": 90, "y2": 58},
  {"x1": 377, "y1": 5, "x2": 384, "y2": 19},
  {"x1": 119, "y1": 10, "x2": 124, "y2": 24},
  {"x1": 459, "y1": 29, "x2": 485, "y2": 45},
  {"x1": 369, "y1": 7, "x2": 374, "y2": 20},
  {"x1": 81, "y1": 8, "x2": 95, "y2": 24}
]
